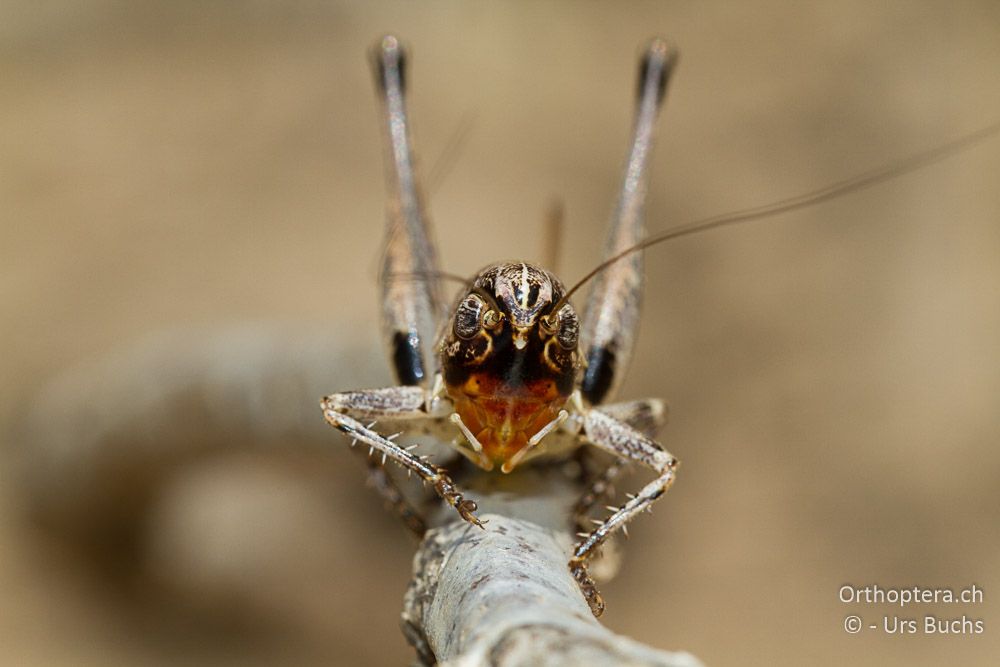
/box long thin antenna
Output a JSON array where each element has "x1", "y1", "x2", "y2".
[
  {"x1": 427, "y1": 110, "x2": 478, "y2": 194},
  {"x1": 541, "y1": 199, "x2": 565, "y2": 273},
  {"x1": 554, "y1": 120, "x2": 1000, "y2": 312}
]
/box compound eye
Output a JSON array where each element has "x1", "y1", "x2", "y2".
[
  {"x1": 454, "y1": 294, "x2": 486, "y2": 339},
  {"x1": 555, "y1": 306, "x2": 579, "y2": 350}
]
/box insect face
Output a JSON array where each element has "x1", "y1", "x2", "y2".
[{"x1": 439, "y1": 262, "x2": 580, "y2": 470}]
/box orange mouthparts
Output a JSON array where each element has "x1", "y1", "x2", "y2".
[{"x1": 447, "y1": 373, "x2": 567, "y2": 472}]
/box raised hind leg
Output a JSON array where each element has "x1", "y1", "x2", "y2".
[
  {"x1": 578, "y1": 38, "x2": 677, "y2": 405},
  {"x1": 374, "y1": 35, "x2": 444, "y2": 387}
]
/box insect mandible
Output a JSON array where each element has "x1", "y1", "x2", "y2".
[{"x1": 320, "y1": 35, "x2": 999, "y2": 618}]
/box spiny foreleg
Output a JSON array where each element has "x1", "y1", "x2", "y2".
[
  {"x1": 571, "y1": 398, "x2": 668, "y2": 533},
  {"x1": 569, "y1": 408, "x2": 678, "y2": 617},
  {"x1": 321, "y1": 386, "x2": 483, "y2": 528}
]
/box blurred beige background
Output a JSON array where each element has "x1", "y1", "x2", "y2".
[{"x1": 3, "y1": 1, "x2": 999, "y2": 665}]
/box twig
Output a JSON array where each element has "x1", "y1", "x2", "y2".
[{"x1": 403, "y1": 468, "x2": 701, "y2": 666}]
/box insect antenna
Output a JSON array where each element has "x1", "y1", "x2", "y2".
[
  {"x1": 427, "y1": 110, "x2": 478, "y2": 195},
  {"x1": 552, "y1": 119, "x2": 1000, "y2": 313},
  {"x1": 541, "y1": 199, "x2": 565, "y2": 274},
  {"x1": 381, "y1": 269, "x2": 472, "y2": 287}
]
